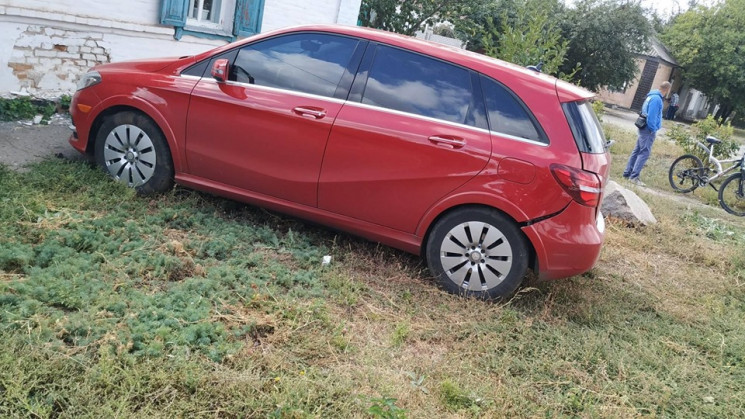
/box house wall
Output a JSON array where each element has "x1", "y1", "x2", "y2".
[
  {"x1": 0, "y1": 0, "x2": 362, "y2": 96},
  {"x1": 596, "y1": 58, "x2": 675, "y2": 109},
  {"x1": 596, "y1": 59, "x2": 645, "y2": 109}
]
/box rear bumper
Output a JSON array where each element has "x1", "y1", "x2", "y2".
[{"x1": 522, "y1": 201, "x2": 605, "y2": 281}]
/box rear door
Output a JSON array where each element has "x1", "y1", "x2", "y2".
[
  {"x1": 185, "y1": 33, "x2": 363, "y2": 207},
  {"x1": 318, "y1": 44, "x2": 492, "y2": 233}
]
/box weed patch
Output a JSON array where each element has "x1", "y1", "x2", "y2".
[{"x1": 0, "y1": 96, "x2": 58, "y2": 123}]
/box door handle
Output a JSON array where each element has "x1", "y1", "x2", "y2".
[
  {"x1": 292, "y1": 106, "x2": 327, "y2": 119},
  {"x1": 428, "y1": 136, "x2": 466, "y2": 149}
]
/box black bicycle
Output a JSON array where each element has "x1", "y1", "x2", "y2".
[{"x1": 668, "y1": 135, "x2": 745, "y2": 216}]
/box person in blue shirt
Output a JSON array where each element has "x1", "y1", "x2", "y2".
[{"x1": 623, "y1": 81, "x2": 671, "y2": 186}]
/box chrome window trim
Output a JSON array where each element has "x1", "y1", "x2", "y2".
[
  {"x1": 192, "y1": 76, "x2": 348, "y2": 105},
  {"x1": 343, "y1": 101, "x2": 490, "y2": 135},
  {"x1": 488, "y1": 131, "x2": 549, "y2": 147}
]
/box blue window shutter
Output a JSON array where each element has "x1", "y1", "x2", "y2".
[
  {"x1": 161, "y1": 0, "x2": 189, "y2": 27},
  {"x1": 233, "y1": 0, "x2": 264, "y2": 38}
]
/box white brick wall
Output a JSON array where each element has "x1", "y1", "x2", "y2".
[{"x1": 0, "y1": 0, "x2": 363, "y2": 96}]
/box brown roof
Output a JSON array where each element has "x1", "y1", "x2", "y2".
[{"x1": 647, "y1": 38, "x2": 679, "y2": 66}]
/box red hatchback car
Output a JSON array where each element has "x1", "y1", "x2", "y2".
[{"x1": 70, "y1": 24, "x2": 610, "y2": 299}]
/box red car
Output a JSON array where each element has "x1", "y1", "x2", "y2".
[{"x1": 70, "y1": 24, "x2": 609, "y2": 299}]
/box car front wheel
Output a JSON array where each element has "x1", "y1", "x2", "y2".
[
  {"x1": 94, "y1": 111, "x2": 174, "y2": 195},
  {"x1": 425, "y1": 208, "x2": 529, "y2": 299}
]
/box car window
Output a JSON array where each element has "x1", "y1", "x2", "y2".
[
  {"x1": 361, "y1": 45, "x2": 474, "y2": 125},
  {"x1": 563, "y1": 100, "x2": 606, "y2": 153},
  {"x1": 480, "y1": 76, "x2": 545, "y2": 143},
  {"x1": 231, "y1": 33, "x2": 359, "y2": 98}
]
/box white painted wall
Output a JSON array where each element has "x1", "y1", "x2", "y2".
[
  {"x1": 262, "y1": 0, "x2": 362, "y2": 32},
  {"x1": 0, "y1": 0, "x2": 363, "y2": 96},
  {"x1": 2, "y1": 0, "x2": 165, "y2": 25}
]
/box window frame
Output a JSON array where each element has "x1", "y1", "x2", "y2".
[
  {"x1": 479, "y1": 74, "x2": 549, "y2": 145},
  {"x1": 562, "y1": 100, "x2": 607, "y2": 154},
  {"x1": 349, "y1": 42, "x2": 487, "y2": 130},
  {"x1": 182, "y1": 31, "x2": 367, "y2": 102},
  {"x1": 186, "y1": 0, "x2": 231, "y2": 31},
  {"x1": 160, "y1": 0, "x2": 263, "y2": 41}
]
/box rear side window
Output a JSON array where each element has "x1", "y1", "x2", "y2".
[
  {"x1": 231, "y1": 33, "x2": 359, "y2": 98},
  {"x1": 563, "y1": 100, "x2": 606, "y2": 153},
  {"x1": 361, "y1": 45, "x2": 475, "y2": 125},
  {"x1": 480, "y1": 76, "x2": 545, "y2": 143}
]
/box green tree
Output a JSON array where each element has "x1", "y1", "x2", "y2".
[
  {"x1": 481, "y1": 0, "x2": 570, "y2": 77},
  {"x1": 358, "y1": 0, "x2": 478, "y2": 36},
  {"x1": 661, "y1": 0, "x2": 745, "y2": 121},
  {"x1": 453, "y1": 0, "x2": 521, "y2": 52},
  {"x1": 559, "y1": 0, "x2": 652, "y2": 91}
]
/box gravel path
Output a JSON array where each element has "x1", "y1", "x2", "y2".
[{"x1": 0, "y1": 116, "x2": 86, "y2": 172}]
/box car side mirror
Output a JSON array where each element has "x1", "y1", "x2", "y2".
[{"x1": 211, "y1": 59, "x2": 229, "y2": 83}]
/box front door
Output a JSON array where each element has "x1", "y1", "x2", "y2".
[{"x1": 185, "y1": 32, "x2": 362, "y2": 207}]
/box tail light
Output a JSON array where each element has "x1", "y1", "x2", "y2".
[{"x1": 550, "y1": 164, "x2": 602, "y2": 207}]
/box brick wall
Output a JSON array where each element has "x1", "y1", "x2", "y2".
[{"x1": 8, "y1": 26, "x2": 111, "y2": 92}]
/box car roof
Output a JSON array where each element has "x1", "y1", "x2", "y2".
[{"x1": 199, "y1": 24, "x2": 595, "y2": 103}]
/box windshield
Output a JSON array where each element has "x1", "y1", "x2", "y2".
[{"x1": 562, "y1": 100, "x2": 606, "y2": 154}]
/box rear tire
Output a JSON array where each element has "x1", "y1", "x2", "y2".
[
  {"x1": 425, "y1": 208, "x2": 528, "y2": 300},
  {"x1": 718, "y1": 173, "x2": 745, "y2": 216},
  {"x1": 669, "y1": 154, "x2": 703, "y2": 193},
  {"x1": 94, "y1": 111, "x2": 174, "y2": 195}
]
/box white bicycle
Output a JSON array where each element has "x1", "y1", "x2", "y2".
[{"x1": 668, "y1": 135, "x2": 745, "y2": 216}]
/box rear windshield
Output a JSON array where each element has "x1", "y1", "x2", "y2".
[{"x1": 562, "y1": 100, "x2": 606, "y2": 154}]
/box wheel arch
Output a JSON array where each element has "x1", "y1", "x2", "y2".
[
  {"x1": 419, "y1": 203, "x2": 538, "y2": 275},
  {"x1": 86, "y1": 101, "x2": 183, "y2": 172}
]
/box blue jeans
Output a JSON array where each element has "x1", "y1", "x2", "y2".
[
  {"x1": 666, "y1": 105, "x2": 678, "y2": 120},
  {"x1": 623, "y1": 128, "x2": 656, "y2": 179}
]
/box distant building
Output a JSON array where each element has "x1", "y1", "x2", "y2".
[
  {"x1": 415, "y1": 25, "x2": 466, "y2": 49},
  {"x1": 0, "y1": 0, "x2": 362, "y2": 95},
  {"x1": 596, "y1": 39, "x2": 710, "y2": 120}
]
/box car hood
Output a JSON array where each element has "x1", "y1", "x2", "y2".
[{"x1": 93, "y1": 56, "x2": 190, "y2": 74}]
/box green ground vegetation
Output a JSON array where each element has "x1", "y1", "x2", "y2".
[
  {"x1": 0, "y1": 97, "x2": 57, "y2": 123},
  {"x1": 1, "y1": 127, "x2": 744, "y2": 416}
]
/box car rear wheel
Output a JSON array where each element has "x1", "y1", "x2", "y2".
[
  {"x1": 94, "y1": 111, "x2": 174, "y2": 195},
  {"x1": 425, "y1": 208, "x2": 528, "y2": 300}
]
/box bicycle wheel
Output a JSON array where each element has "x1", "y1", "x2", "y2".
[
  {"x1": 718, "y1": 172, "x2": 745, "y2": 216},
  {"x1": 669, "y1": 154, "x2": 703, "y2": 193}
]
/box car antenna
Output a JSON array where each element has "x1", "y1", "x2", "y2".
[{"x1": 526, "y1": 61, "x2": 543, "y2": 72}]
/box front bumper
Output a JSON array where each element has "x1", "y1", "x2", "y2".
[{"x1": 67, "y1": 88, "x2": 100, "y2": 155}]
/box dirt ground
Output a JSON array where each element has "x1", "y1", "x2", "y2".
[{"x1": 0, "y1": 116, "x2": 87, "y2": 172}]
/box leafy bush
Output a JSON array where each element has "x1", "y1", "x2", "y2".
[
  {"x1": 666, "y1": 116, "x2": 738, "y2": 162},
  {"x1": 0, "y1": 96, "x2": 57, "y2": 122},
  {"x1": 592, "y1": 100, "x2": 605, "y2": 122}
]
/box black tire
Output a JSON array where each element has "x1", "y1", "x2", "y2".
[
  {"x1": 94, "y1": 111, "x2": 174, "y2": 195},
  {"x1": 718, "y1": 173, "x2": 745, "y2": 216},
  {"x1": 669, "y1": 154, "x2": 703, "y2": 193},
  {"x1": 425, "y1": 207, "x2": 528, "y2": 300}
]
